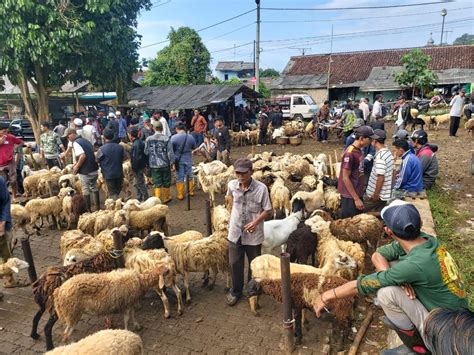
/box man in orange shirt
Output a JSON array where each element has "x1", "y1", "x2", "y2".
[{"x1": 191, "y1": 109, "x2": 207, "y2": 146}]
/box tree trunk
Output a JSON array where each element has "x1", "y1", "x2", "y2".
[
  {"x1": 31, "y1": 63, "x2": 50, "y2": 145},
  {"x1": 17, "y1": 70, "x2": 41, "y2": 146},
  {"x1": 412, "y1": 85, "x2": 416, "y2": 99},
  {"x1": 115, "y1": 75, "x2": 129, "y2": 105}
]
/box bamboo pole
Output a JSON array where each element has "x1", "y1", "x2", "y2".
[
  {"x1": 348, "y1": 308, "x2": 374, "y2": 355},
  {"x1": 329, "y1": 154, "x2": 334, "y2": 179}
]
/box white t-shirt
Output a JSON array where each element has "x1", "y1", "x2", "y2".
[
  {"x1": 395, "y1": 107, "x2": 404, "y2": 126},
  {"x1": 160, "y1": 117, "x2": 171, "y2": 137},
  {"x1": 449, "y1": 95, "x2": 463, "y2": 117},
  {"x1": 372, "y1": 101, "x2": 382, "y2": 118},
  {"x1": 81, "y1": 125, "x2": 97, "y2": 146},
  {"x1": 366, "y1": 147, "x2": 394, "y2": 201}
]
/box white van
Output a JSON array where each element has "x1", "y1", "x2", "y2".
[{"x1": 269, "y1": 94, "x2": 318, "y2": 120}]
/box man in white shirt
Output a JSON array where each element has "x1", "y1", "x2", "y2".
[
  {"x1": 81, "y1": 118, "x2": 99, "y2": 146},
  {"x1": 359, "y1": 98, "x2": 370, "y2": 123},
  {"x1": 449, "y1": 89, "x2": 465, "y2": 137},
  {"x1": 372, "y1": 94, "x2": 383, "y2": 122},
  {"x1": 151, "y1": 111, "x2": 171, "y2": 137}
]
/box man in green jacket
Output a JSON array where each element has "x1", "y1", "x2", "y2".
[{"x1": 313, "y1": 200, "x2": 468, "y2": 354}]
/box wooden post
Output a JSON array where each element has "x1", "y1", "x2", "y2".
[
  {"x1": 112, "y1": 232, "x2": 125, "y2": 268},
  {"x1": 184, "y1": 175, "x2": 191, "y2": 211},
  {"x1": 348, "y1": 308, "x2": 374, "y2": 355},
  {"x1": 21, "y1": 238, "x2": 37, "y2": 282},
  {"x1": 329, "y1": 154, "x2": 334, "y2": 179},
  {"x1": 280, "y1": 247, "x2": 295, "y2": 353},
  {"x1": 205, "y1": 199, "x2": 212, "y2": 237}
]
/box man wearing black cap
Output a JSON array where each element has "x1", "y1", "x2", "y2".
[
  {"x1": 257, "y1": 106, "x2": 270, "y2": 146},
  {"x1": 313, "y1": 201, "x2": 468, "y2": 354},
  {"x1": 128, "y1": 127, "x2": 149, "y2": 202},
  {"x1": 213, "y1": 116, "x2": 231, "y2": 165},
  {"x1": 226, "y1": 158, "x2": 272, "y2": 306},
  {"x1": 392, "y1": 139, "x2": 423, "y2": 196},
  {"x1": 363, "y1": 129, "x2": 394, "y2": 213},
  {"x1": 338, "y1": 126, "x2": 374, "y2": 218},
  {"x1": 411, "y1": 130, "x2": 438, "y2": 190},
  {"x1": 394, "y1": 96, "x2": 412, "y2": 135}
]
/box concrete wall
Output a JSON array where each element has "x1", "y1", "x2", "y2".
[
  {"x1": 271, "y1": 88, "x2": 327, "y2": 104},
  {"x1": 215, "y1": 70, "x2": 240, "y2": 81}
]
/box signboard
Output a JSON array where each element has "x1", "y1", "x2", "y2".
[{"x1": 250, "y1": 76, "x2": 257, "y2": 84}]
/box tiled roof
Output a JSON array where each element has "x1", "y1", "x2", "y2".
[{"x1": 284, "y1": 45, "x2": 474, "y2": 85}]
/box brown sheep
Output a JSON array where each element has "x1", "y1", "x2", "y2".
[{"x1": 329, "y1": 213, "x2": 384, "y2": 249}]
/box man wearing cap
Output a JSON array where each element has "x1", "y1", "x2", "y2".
[
  {"x1": 213, "y1": 116, "x2": 231, "y2": 165},
  {"x1": 151, "y1": 111, "x2": 171, "y2": 138},
  {"x1": 128, "y1": 127, "x2": 149, "y2": 202},
  {"x1": 144, "y1": 121, "x2": 174, "y2": 203},
  {"x1": 392, "y1": 139, "x2": 423, "y2": 197},
  {"x1": 393, "y1": 129, "x2": 415, "y2": 153},
  {"x1": 81, "y1": 118, "x2": 99, "y2": 147},
  {"x1": 363, "y1": 129, "x2": 394, "y2": 213},
  {"x1": 449, "y1": 88, "x2": 465, "y2": 137},
  {"x1": 313, "y1": 201, "x2": 468, "y2": 354},
  {"x1": 0, "y1": 123, "x2": 23, "y2": 201},
  {"x1": 257, "y1": 106, "x2": 270, "y2": 146},
  {"x1": 226, "y1": 158, "x2": 272, "y2": 306},
  {"x1": 116, "y1": 111, "x2": 128, "y2": 142},
  {"x1": 73, "y1": 117, "x2": 84, "y2": 136},
  {"x1": 338, "y1": 126, "x2": 374, "y2": 218},
  {"x1": 394, "y1": 96, "x2": 412, "y2": 135},
  {"x1": 411, "y1": 130, "x2": 438, "y2": 190},
  {"x1": 39, "y1": 121, "x2": 65, "y2": 168},
  {"x1": 168, "y1": 111, "x2": 179, "y2": 135},
  {"x1": 63, "y1": 128, "x2": 100, "y2": 211},
  {"x1": 105, "y1": 112, "x2": 120, "y2": 143},
  {"x1": 171, "y1": 123, "x2": 196, "y2": 200},
  {"x1": 140, "y1": 117, "x2": 154, "y2": 141},
  {"x1": 96, "y1": 129, "x2": 125, "y2": 201}
]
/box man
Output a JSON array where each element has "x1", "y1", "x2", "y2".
[
  {"x1": 168, "y1": 111, "x2": 179, "y2": 135},
  {"x1": 73, "y1": 117, "x2": 84, "y2": 136},
  {"x1": 106, "y1": 112, "x2": 120, "y2": 143},
  {"x1": 96, "y1": 129, "x2": 125, "y2": 201},
  {"x1": 53, "y1": 120, "x2": 66, "y2": 137},
  {"x1": 363, "y1": 129, "x2": 394, "y2": 213},
  {"x1": 392, "y1": 139, "x2": 424, "y2": 197},
  {"x1": 341, "y1": 103, "x2": 357, "y2": 142},
  {"x1": 344, "y1": 118, "x2": 365, "y2": 148},
  {"x1": 151, "y1": 111, "x2": 171, "y2": 138},
  {"x1": 63, "y1": 128, "x2": 100, "y2": 211},
  {"x1": 39, "y1": 121, "x2": 64, "y2": 168},
  {"x1": 394, "y1": 96, "x2": 412, "y2": 135},
  {"x1": 226, "y1": 158, "x2": 272, "y2": 306},
  {"x1": 129, "y1": 127, "x2": 149, "y2": 202},
  {"x1": 97, "y1": 111, "x2": 108, "y2": 131},
  {"x1": 353, "y1": 102, "x2": 363, "y2": 119},
  {"x1": 271, "y1": 105, "x2": 283, "y2": 129},
  {"x1": 81, "y1": 118, "x2": 99, "y2": 146},
  {"x1": 316, "y1": 100, "x2": 330, "y2": 143},
  {"x1": 116, "y1": 111, "x2": 128, "y2": 142},
  {"x1": 257, "y1": 106, "x2": 270, "y2": 146},
  {"x1": 411, "y1": 130, "x2": 438, "y2": 190},
  {"x1": 190, "y1": 109, "x2": 207, "y2": 146},
  {"x1": 359, "y1": 98, "x2": 370, "y2": 123},
  {"x1": 144, "y1": 121, "x2": 174, "y2": 203},
  {"x1": 449, "y1": 88, "x2": 465, "y2": 137},
  {"x1": 0, "y1": 122, "x2": 23, "y2": 201},
  {"x1": 372, "y1": 94, "x2": 384, "y2": 122},
  {"x1": 313, "y1": 201, "x2": 468, "y2": 354},
  {"x1": 140, "y1": 117, "x2": 154, "y2": 141},
  {"x1": 338, "y1": 126, "x2": 373, "y2": 218},
  {"x1": 213, "y1": 116, "x2": 231, "y2": 165},
  {"x1": 171, "y1": 122, "x2": 196, "y2": 200}
]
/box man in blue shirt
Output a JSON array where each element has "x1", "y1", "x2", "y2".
[
  {"x1": 392, "y1": 139, "x2": 423, "y2": 197},
  {"x1": 171, "y1": 122, "x2": 196, "y2": 200}
]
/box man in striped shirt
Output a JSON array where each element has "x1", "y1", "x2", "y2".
[{"x1": 364, "y1": 129, "x2": 394, "y2": 213}]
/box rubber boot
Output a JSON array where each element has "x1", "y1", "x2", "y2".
[
  {"x1": 176, "y1": 182, "x2": 184, "y2": 200},
  {"x1": 188, "y1": 180, "x2": 194, "y2": 196},
  {"x1": 92, "y1": 191, "x2": 101, "y2": 211},
  {"x1": 154, "y1": 187, "x2": 161, "y2": 199},
  {"x1": 382, "y1": 317, "x2": 430, "y2": 354},
  {"x1": 84, "y1": 194, "x2": 91, "y2": 212},
  {"x1": 162, "y1": 187, "x2": 172, "y2": 204}
]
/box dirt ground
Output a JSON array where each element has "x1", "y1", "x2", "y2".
[{"x1": 0, "y1": 120, "x2": 472, "y2": 354}]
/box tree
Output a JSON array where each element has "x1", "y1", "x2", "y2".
[
  {"x1": 394, "y1": 49, "x2": 437, "y2": 98},
  {"x1": 260, "y1": 68, "x2": 280, "y2": 78},
  {"x1": 0, "y1": 0, "x2": 150, "y2": 143},
  {"x1": 453, "y1": 33, "x2": 474, "y2": 45},
  {"x1": 259, "y1": 82, "x2": 270, "y2": 98},
  {"x1": 143, "y1": 27, "x2": 211, "y2": 86}
]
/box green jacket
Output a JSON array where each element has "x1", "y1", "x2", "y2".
[{"x1": 357, "y1": 233, "x2": 468, "y2": 311}]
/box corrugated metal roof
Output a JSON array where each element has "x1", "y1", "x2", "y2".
[
  {"x1": 215, "y1": 61, "x2": 254, "y2": 71},
  {"x1": 127, "y1": 84, "x2": 261, "y2": 110},
  {"x1": 0, "y1": 76, "x2": 89, "y2": 94},
  {"x1": 269, "y1": 74, "x2": 328, "y2": 89}
]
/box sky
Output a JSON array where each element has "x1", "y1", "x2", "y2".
[{"x1": 136, "y1": 0, "x2": 474, "y2": 73}]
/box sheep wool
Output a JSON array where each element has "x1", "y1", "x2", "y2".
[
  {"x1": 46, "y1": 329, "x2": 143, "y2": 355},
  {"x1": 129, "y1": 204, "x2": 171, "y2": 236},
  {"x1": 329, "y1": 213, "x2": 383, "y2": 248},
  {"x1": 211, "y1": 205, "x2": 230, "y2": 233}
]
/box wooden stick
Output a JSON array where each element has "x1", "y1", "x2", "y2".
[
  {"x1": 348, "y1": 308, "x2": 374, "y2": 355},
  {"x1": 334, "y1": 149, "x2": 339, "y2": 164},
  {"x1": 329, "y1": 155, "x2": 334, "y2": 179}
]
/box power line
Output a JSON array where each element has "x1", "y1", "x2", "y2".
[
  {"x1": 140, "y1": 8, "x2": 255, "y2": 49},
  {"x1": 211, "y1": 41, "x2": 254, "y2": 54},
  {"x1": 204, "y1": 22, "x2": 255, "y2": 43},
  {"x1": 150, "y1": 0, "x2": 172, "y2": 9},
  {"x1": 261, "y1": 1, "x2": 454, "y2": 11}
]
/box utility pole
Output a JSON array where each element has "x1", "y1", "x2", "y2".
[
  {"x1": 289, "y1": 47, "x2": 312, "y2": 56},
  {"x1": 326, "y1": 24, "x2": 334, "y2": 101},
  {"x1": 255, "y1": 0, "x2": 261, "y2": 93},
  {"x1": 253, "y1": 40, "x2": 256, "y2": 91},
  {"x1": 440, "y1": 8, "x2": 447, "y2": 46}
]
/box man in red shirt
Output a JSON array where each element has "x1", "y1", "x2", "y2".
[
  {"x1": 337, "y1": 125, "x2": 374, "y2": 218},
  {"x1": 191, "y1": 109, "x2": 207, "y2": 146},
  {"x1": 0, "y1": 123, "x2": 23, "y2": 200}
]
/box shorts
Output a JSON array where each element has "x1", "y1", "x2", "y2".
[
  {"x1": 151, "y1": 167, "x2": 171, "y2": 188},
  {"x1": 341, "y1": 196, "x2": 361, "y2": 218},
  {"x1": 363, "y1": 194, "x2": 387, "y2": 213},
  {"x1": 0, "y1": 230, "x2": 14, "y2": 263},
  {"x1": 78, "y1": 173, "x2": 99, "y2": 195},
  {"x1": 0, "y1": 162, "x2": 17, "y2": 185}
]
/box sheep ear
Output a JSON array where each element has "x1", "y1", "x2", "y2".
[
  {"x1": 158, "y1": 274, "x2": 165, "y2": 289},
  {"x1": 10, "y1": 266, "x2": 19, "y2": 273}
]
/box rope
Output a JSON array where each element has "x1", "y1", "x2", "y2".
[{"x1": 101, "y1": 242, "x2": 124, "y2": 259}]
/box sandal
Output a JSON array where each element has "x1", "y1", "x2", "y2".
[
  {"x1": 226, "y1": 292, "x2": 240, "y2": 306},
  {"x1": 3, "y1": 280, "x2": 30, "y2": 288}
]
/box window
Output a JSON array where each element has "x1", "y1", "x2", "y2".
[
  {"x1": 293, "y1": 96, "x2": 305, "y2": 105},
  {"x1": 304, "y1": 96, "x2": 316, "y2": 105},
  {"x1": 224, "y1": 74, "x2": 229, "y2": 81}
]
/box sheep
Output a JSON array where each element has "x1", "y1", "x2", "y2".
[
  {"x1": 123, "y1": 161, "x2": 132, "y2": 180},
  {"x1": 45, "y1": 329, "x2": 143, "y2": 355},
  {"x1": 465, "y1": 117, "x2": 474, "y2": 135},
  {"x1": 162, "y1": 230, "x2": 204, "y2": 249},
  {"x1": 269, "y1": 176, "x2": 292, "y2": 218},
  {"x1": 198, "y1": 160, "x2": 228, "y2": 175},
  {"x1": 38, "y1": 172, "x2": 62, "y2": 197},
  {"x1": 291, "y1": 179, "x2": 325, "y2": 214},
  {"x1": 307, "y1": 209, "x2": 333, "y2": 222},
  {"x1": 329, "y1": 213, "x2": 384, "y2": 249},
  {"x1": 285, "y1": 159, "x2": 314, "y2": 179},
  {"x1": 429, "y1": 113, "x2": 450, "y2": 130},
  {"x1": 323, "y1": 187, "x2": 341, "y2": 214},
  {"x1": 30, "y1": 252, "x2": 119, "y2": 350},
  {"x1": 53, "y1": 266, "x2": 169, "y2": 342},
  {"x1": 25, "y1": 187, "x2": 75, "y2": 230},
  {"x1": 23, "y1": 170, "x2": 50, "y2": 198},
  {"x1": 0, "y1": 257, "x2": 29, "y2": 278},
  {"x1": 247, "y1": 273, "x2": 355, "y2": 344},
  {"x1": 61, "y1": 189, "x2": 83, "y2": 229},
  {"x1": 58, "y1": 174, "x2": 78, "y2": 189},
  {"x1": 286, "y1": 222, "x2": 318, "y2": 265},
  {"x1": 313, "y1": 153, "x2": 328, "y2": 179},
  {"x1": 122, "y1": 196, "x2": 161, "y2": 211},
  {"x1": 76, "y1": 199, "x2": 122, "y2": 235},
  {"x1": 11, "y1": 203, "x2": 31, "y2": 234},
  {"x1": 93, "y1": 209, "x2": 130, "y2": 236},
  {"x1": 197, "y1": 166, "x2": 235, "y2": 205},
  {"x1": 171, "y1": 230, "x2": 230, "y2": 303},
  {"x1": 128, "y1": 204, "x2": 171, "y2": 236},
  {"x1": 61, "y1": 164, "x2": 74, "y2": 175}
]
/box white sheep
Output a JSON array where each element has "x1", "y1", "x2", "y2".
[
  {"x1": 211, "y1": 204, "x2": 231, "y2": 233},
  {"x1": 314, "y1": 153, "x2": 328, "y2": 179},
  {"x1": 11, "y1": 204, "x2": 31, "y2": 234},
  {"x1": 129, "y1": 204, "x2": 171, "y2": 236},
  {"x1": 324, "y1": 186, "x2": 341, "y2": 213},
  {"x1": 270, "y1": 176, "x2": 291, "y2": 218},
  {"x1": 122, "y1": 196, "x2": 162, "y2": 211},
  {"x1": 291, "y1": 179, "x2": 325, "y2": 214},
  {"x1": 197, "y1": 166, "x2": 235, "y2": 205},
  {"x1": 0, "y1": 257, "x2": 29, "y2": 277},
  {"x1": 198, "y1": 160, "x2": 228, "y2": 175}
]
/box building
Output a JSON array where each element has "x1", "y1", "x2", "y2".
[
  {"x1": 215, "y1": 61, "x2": 254, "y2": 81},
  {"x1": 270, "y1": 45, "x2": 474, "y2": 103}
]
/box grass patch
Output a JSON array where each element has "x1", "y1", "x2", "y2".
[{"x1": 428, "y1": 186, "x2": 474, "y2": 309}]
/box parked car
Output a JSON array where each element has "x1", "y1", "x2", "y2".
[
  {"x1": 262, "y1": 94, "x2": 318, "y2": 120},
  {"x1": 10, "y1": 119, "x2": 35, "y2": 142}
]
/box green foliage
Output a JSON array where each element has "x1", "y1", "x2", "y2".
[
  {"x1": 259, "y1": 81, "x2": 270, "y2": 98},
  {"x1": 394, "y1": 49, "x2": 437, "y2": 95},
  {"x1": 260, "y1": 68, "x2": 280, "y2": 78},
  {"x1": 143, "y1": 27, "x2": 211, "y2": 86},
  {"x1": 453, "y1": 33, "x2": 474, "y2": 45}
]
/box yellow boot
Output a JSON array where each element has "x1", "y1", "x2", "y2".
[
  {"x1": 176, "y1": 182, "x2": 185, "y2": 200},
  {"x1": 162, "y1": 187, "x2": 172, "y2": 204},
  {"x1": 188, "y1": 180, "x2": 194, "y2": 196},
  {"x1": 154, "y1": 187, "x2": 161, "y2": 199}
]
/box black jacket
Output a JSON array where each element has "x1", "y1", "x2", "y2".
[
  {"x1": 400, "y1": 103, "x2": 413, "y2": 124},
  {"x1": 75, "y1": 138, "x2": 99, "y2": 175},
  {"x1": 213, "y1": 126, "x2": 231, "y2": 152},
  {"x1": 96, "y1": 142, "x2": 124, "y2": 179},
  {"x1": 131, "y1": 138, "x2": 147, "y2": 171}
]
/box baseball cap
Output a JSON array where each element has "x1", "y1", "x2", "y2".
[
  {"x1": 411, "y1": 129, "x2": 428, "y2": 141},
  {"x1": 234, "y1": 158, "x2": 253, "y2": 173},
  {"x1": 381, "y1": 200, "x2": 421, "y2": 239},
  {"x1": 62, "y1": 128, "x2": 77, "y2": 137},
  {"x1": 393, "y1": 129, "x2": 409, "y2": 140},
  {"x1": 371, "y1": 129, "x2": 386, "y2": 141},
  {"x1": 73, "y1": 118, "x2": 83, "y2": 127},
  {"x1": 108, "y1": 112, "x2": 115, "y2": 118},
  {"x1": 355, "y1": 125, "x2": 374, "y2": 138},
  {"x1": 115, "y1": 111, "x2": 121, "y2": 116},
  {"x1": 353, "y1": 118, "x2": 365, "y2": 129}
]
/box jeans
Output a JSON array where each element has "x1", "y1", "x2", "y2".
[
  {"x1": 228, "y1": 239, "x2": 261, "y2": 296},
  {"x1": 78, "y1": 172, "x2": 98, "y2": 195},
  {"x1": 317, "y1": 127, "x2": 328, "y2": 141},
  {"x1": 217, "y1": 149, "x2": 230, "y2": 165},
  {"x1": 192, "y1": 132, "x2": 204, "y2": 146},
  {"x1": 449, "y1": 116, "x2": 460, "y2": 136},
  {"x1": 176, "y1": 161, "x2": 193, "y2": 183},
  {"x1": 105, "y1": 177, "x2": 123, "y2": 200},
  {"x1": 133, "y1": 169, "x2": 149, "y2": 202}
]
